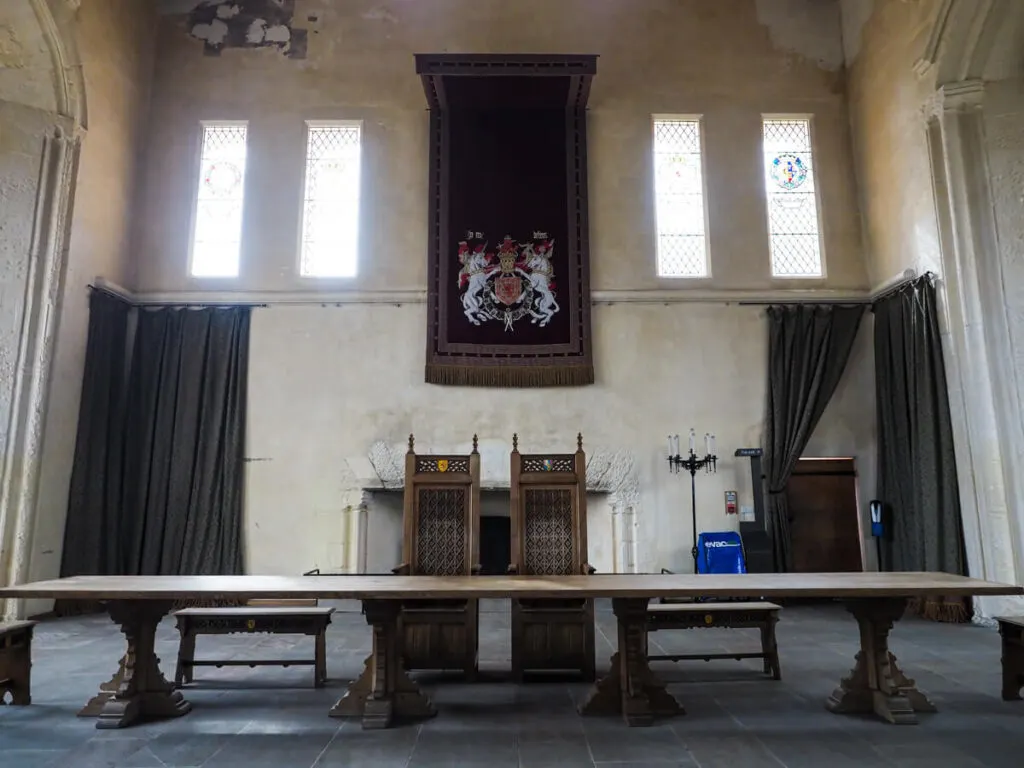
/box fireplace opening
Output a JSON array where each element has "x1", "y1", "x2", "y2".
[{"x1": 480, "y1": 516, "x2": 511, "y2": 575}]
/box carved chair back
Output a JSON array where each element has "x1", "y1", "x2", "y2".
[
  {"x1": 402, "y1": 435, "x2": 481, "y2": 576},
  {"x1": 509, "y1": 433, "x2": 590, "y2": 576}
]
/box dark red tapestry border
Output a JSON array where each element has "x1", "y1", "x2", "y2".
[{"x1": 417, "y1": 54, "x2": 597, "y2": 388}]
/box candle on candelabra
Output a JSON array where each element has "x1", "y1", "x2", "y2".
[
  {"x1": 710, "y1": 434, "x2": 716, "y2": 455},
  {"x1": 673, "y1": 434, "x2": 680, "y2": 456},
  {"x1": 667, "y1": 435, "x2": 673, "y2": 456},
  {"x1": 704, "y1": 433, "x2": 710, "y2": 456},
  {"x1": 688, "y1": 429, "x2": 695, "y2": 454}
]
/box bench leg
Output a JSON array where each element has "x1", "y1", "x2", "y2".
[
  {"x1": 329, "y1": 599, "x2": 436, "y2": 729},
  {"x1": 315, "y1": 630, "x2": 327, "y2": 688},
  {"x1": 579, "y1": 597, "x2": 683, "y2": 727},
  {"x1": 1000, "y1": 628, "x2": 1023, "y2": 701},
  {"x1": 176, "y1": 632, "x2": 196, "y2": 687},
  {"x1": 826, "y1": 598, "x2": 936, "y2": 725},
  {"x1": 761, "y1": 618, "x2": 782, "y2": 680},
  {"x1": 7, "y1": 645, "x2": 31, "y2": 705},
  {"x1": 96, "y1": 600, "x2": 192, "y2": 729}
]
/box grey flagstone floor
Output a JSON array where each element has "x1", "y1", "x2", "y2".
[{"x1": 0, "y1": 599, "x2": 1022, "y2": 767}]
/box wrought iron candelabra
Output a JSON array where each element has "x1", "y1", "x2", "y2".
[{"x1": 666, "y1": 429, "x2": 717, "y2": 573}]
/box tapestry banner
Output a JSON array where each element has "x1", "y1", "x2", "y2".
[{"x1": 416, "y1": 55, "x2": 597, "y2": 387}]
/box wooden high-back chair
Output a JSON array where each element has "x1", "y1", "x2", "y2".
[
  {"x1": 393, "y1": 434, "x2": 481, "y2": 678},
  {"x1": 508, "y1": 433, "x2": 596, "y2": 682}
]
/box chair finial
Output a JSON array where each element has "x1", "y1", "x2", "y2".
[
  {"x1": 408, "y1": 434, "x2": 415, "y2": 453},
  {"x1": 512, "y1": 433, "x2": 519, "y2": 451},
  {"x1": 472, "y1": 434, "x2": 479, "y2": 453},
  {"x1": 577, "y1": 432, "x2": 583, "y2": 452}
]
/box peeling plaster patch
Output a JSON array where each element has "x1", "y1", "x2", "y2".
[
  {"x1": 187, "y1": 0, "x2": 306, "y2": 59},
  {"x1": 755, "y1": 0, "x2": 845, "y2": 72},
  {"x1": 191, "y1": 19, "x2": 229, "y2": 46},
  {"x1": 246, "y1": 18, "x2": 266, "y2": 44},
  {"x1": 0, "y1": 25, "x2": 26, "y2": 68},
  {"x1": 363, "y1": 6, "x2": 399, "y2": 24}
]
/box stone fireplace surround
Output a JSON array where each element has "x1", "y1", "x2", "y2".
[{"x1": 338, "y1": 439, "x2": 641, "y2": 576}]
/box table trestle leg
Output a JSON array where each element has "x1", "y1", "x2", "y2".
[
  {"x1": 826, "y1": 597, "x2": 936, "y2": 725},
  {"x1": 95, "y1": 601, "x2": 191, "y2": 729},
  {"x1": 329, "y1": 599, "x2": 436, "y2": 729},
  {"x1": 579, "y1": 597, "x2": 683, "y2": 727}
]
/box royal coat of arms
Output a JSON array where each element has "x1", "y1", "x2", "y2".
[{"x1": 457, "y1": 231, "x2": 560, "y2": 332}]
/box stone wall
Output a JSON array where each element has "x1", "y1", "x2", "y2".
[
  {"x1": 844, "y1": 0, "x2": 1024, "y2": 612},
  {"x1": 24, "y1": 0, "x2": 159, "y2": 614},
  {"x1": 139, "y1": 0, "x2": 876, "y2": 575}
]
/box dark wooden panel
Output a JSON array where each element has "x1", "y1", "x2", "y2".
[{"x1": 787, "y1": 458, "x2": 863, "y2": 573}]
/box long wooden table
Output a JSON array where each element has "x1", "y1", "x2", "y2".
[{"x1": 1, "y1": 572, "x2": 1019, "y2": 729}]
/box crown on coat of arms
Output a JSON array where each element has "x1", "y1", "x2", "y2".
[{"x1": 499, "y1": 250, "x2": 517, "y2": 274}]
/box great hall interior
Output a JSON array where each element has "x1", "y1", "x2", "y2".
[{"x1": 1, "y1": 1, "x2": 1024, "y2": 766}]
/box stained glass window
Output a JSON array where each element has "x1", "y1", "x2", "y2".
[
  {"x1": 190, "y1": 123, "x2": 248, "y2": 278},
  {"x1": 300, "y1": 122, "x2": 362, "y2": 277},
  {"x1": 653, "y1": 118, "x2": 709, "y2": 278},
  {"x1": 762, "y1": 118, "x2": 824, "y2": 278}
]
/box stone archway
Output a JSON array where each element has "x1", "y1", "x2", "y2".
[{"x1": 0, "y1": 0, "x2": 85, "y2": 617}]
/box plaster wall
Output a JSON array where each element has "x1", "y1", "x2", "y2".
[
  {"x1": 843, "y1": 0, "x2": 941, "y2": 288},
  {"x1": 26, "y1": 0, "x2": 159, "y2": 609},
  {"x1": 139, "y1": 0, "x2": 876, "y2": 576},
  {"x1": 245, "y1": 301, "x2": 877, "y2": 576},
  {"x1": 140, "y1": 0, "x2": 865, "y2": 294}
]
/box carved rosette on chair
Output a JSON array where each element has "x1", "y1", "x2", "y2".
[
  {"x1": 508, "y1": 433, "x2": 596, "y2": 681},
  {"x1": 394, "y1": 434, "x2": 482, "y2": 677}
]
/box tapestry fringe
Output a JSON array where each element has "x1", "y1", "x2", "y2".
[
  {"x1": 425, "y1": 363, "x2": 595, "y2": 388},
  {"x1": 909, "y1": 595, "x2": 972, "y2": 624}
]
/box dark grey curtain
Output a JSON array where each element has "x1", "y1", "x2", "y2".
[
  {"x1": 59, "y1": 290, "x2": 132, "y2": 579},
  {"x1": 122, "y1": 306, "x2": 250, "y2": 576},
  {"x1": 762, "y1": 304, "x2": 865, "y2": 572},
  {"x1": 874, "y1": 277, "x2": 968, "y2": 620}
]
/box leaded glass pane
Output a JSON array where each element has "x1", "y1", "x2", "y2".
[
  {"x1": 653, "y1": 118, "x2": 709, "y2": 278},
  {"x1": 191, "y1": 123, "x2": 248, "y2": 277},
  {"x1": 762, "y1": 118, "x2": 823, "y2": 278},
  {"x1": 300, "y1": 123, "x2": 361, "y2": 277}
]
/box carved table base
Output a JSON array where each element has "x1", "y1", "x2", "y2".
[
  {"x1": 579, "y1": 597, "x2": 683, "y2": 726},
  {"x1": 78, "y1": 654, "x2": 127, "y2": 716},
  {"x1": 93, "y1": 601, "x2": 192, "y2": 729},
  {"x1": 329, "y1": 599, "x2": 436, "y2": 729},
  {"x1": 826, "y1": 598, "x2": 937, "y2": 725}
]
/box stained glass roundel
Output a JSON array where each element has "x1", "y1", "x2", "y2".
[
  {"x1": 770, "y1": 153, "x2": 808, "y2": 190},
  {"x1": 204, "y1": 161, "x2": 242, "y2": 196}
]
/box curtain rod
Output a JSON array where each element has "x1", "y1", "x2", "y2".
[
  {"x1": 87, "y1": 283, "x2": 267, "y2": 309},
  {"x1": 737, "y1": 296, "x2": 871, "y2": 307},
  {"x1": 870, "y1": 270, "x2": 935, "y2": 305},
  {"x1": 737, "y1": 271, "x2": 935, "y2": 308}
]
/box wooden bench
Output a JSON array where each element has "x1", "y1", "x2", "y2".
[
  {"x1": 997, "y1": 615, "x2": 1024, "y2": 701},
  {"x1": 0, "y1": 620, "x2": 36, "y2": 705},
  {"x1": 646, "y1": 601, "x2": 782, "y2": 680},
  {"x1": 174, "y1": 603, "x2": 334, "y2": 689}
]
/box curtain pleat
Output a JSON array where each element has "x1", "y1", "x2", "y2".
[
  {"x1": 762, "y1": 304, "x2": 865, "y2": 572},
  {"x1": 874, "y1": 277, "x2": 969, "y2": 622},
  {"x1": 56, "y1": 299, "x2": 249, "y2": 615},
  {"x1": 124, "y1": 307, "x2": 249, "y2": 576}
]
